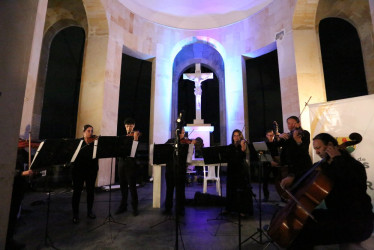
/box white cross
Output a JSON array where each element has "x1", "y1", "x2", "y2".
[{"x1": 183, "y1": 63, "x2": 213, "y2": 124}]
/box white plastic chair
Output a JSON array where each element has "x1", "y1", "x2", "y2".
[{"x1": 203, "y1": 165, "x2": 221, "y2": 196}]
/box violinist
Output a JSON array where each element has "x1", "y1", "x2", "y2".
[
  {"x1": 116, "y1": 118, "x2": 140, "y2": 216},
  {"x1": 6, "y1": 147, "x2": 34, "y2": 249},
  {"x1": 278, "y1": 116, "x2": 312, "y2": 190},
  {"x1": 262, "y1": 129, "x2": 280, "y2": 202},
  {"x1": 72, "y1": 124, "x2": 99, "y2": 224},
  {"x1": 288, "y1": 133, "x2": 373, "y2": 249},
  {"x1": 225, "y1": 129, "x2": 253, "y2": 217},
  {"x1": 163, "y1": 127, "x2": 196, "y2": 216}
]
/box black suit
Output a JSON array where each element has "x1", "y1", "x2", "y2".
[
  {"x1": 118, "y1": 156, "x2": 138, "y2": 211},
  {"x1": 279, "y1": 129, "x2": 312, "y2": 181}
]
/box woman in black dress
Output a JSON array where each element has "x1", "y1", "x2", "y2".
[
  {"x1": 72, "y1": 124, "x2": 99, "y2": 224},
  {"x1": 225, "y1": 129, "x2": 253, "y2": 216}
]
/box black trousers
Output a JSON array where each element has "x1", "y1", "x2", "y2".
[
  {"x1": 118, "y1": 157, "x2": 138, "y2": 210},
  {"x1": 72, "y1": 167, "x2": 97, "y2": 216},
  {"x1": 289, "y1": 209, "x2": 373, "y2": 249},
  {"x1": 6, "y1": 177, "x2": 26, "y2": 244},
  {"x1": 165, "y1": 162, "x2": 186, "y2": 212},
  {"x1": 262, "y1": 162, "x2": 279, "y2": 199}
]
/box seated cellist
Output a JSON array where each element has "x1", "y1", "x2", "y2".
[{"x1": 289, "y1": 133, "x2": 373, "y2": 249}]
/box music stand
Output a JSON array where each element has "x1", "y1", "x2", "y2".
[
  {"x1": 89, "y1": 135, "x2": 135, "y2": 232},
  {"x1": 241, "y1": 141, "x2": 275, "y2": 248},
  {"x1": 150, "y1": 143, "x2": 175, "y2": 228},
  {"x1": 202, "y1": 146, "x2": 240, "y2": 237},
  {"x1": 31, "y1": 138, "x2": 81, "y2": 250}
]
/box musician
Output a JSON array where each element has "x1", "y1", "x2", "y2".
[
  {"x1": 72, "y1": 124, "x2": 98, "y2": 224},
  {"x1": 289, "y1": 133, "x2": 373, "y2": 249},
  {"x1": 262, "y1": 129, "x2": 280, "y2": 202},
  {"x1": 225, "y1": 129, "x2": 253, "y2": 217},
  {"x1": 6, "y1": 148, "x2": 33, "y2": 249},
  {"x1": 278, "y1": 116, "x2": 312, "y2": 189},
  {"x1": 116, "y1": 118, "x2": 140, "y2": 216},
  {"x1": 163, "y1": 127, "x2": 196, "y2": 216}
]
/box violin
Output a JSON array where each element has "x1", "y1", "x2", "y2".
[
  {"x1": 85, "y1": 135, "x2": 99, "y2": 144},
  {"x1": 180, "y1": 137, "x2": 194, "y2": 144},
  {"x1": 126, "y1": 131, "x2": 142, "y2": 137}
]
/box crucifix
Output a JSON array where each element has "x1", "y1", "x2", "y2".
[{"x1": 183, "y1": 63, "x2": 213, "y2": 124}]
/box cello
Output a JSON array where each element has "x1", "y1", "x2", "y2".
[{"x1": 267, "y1": 132, "x2": 362, "y2": 248}]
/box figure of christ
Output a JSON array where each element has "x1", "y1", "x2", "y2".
[{"x1": 183, "y1": 63, "x2": 213, "y2": 123}]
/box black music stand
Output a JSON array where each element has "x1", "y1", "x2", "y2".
[
  {"x1": 150, "y1": 143, "x2": 175, "y2": 228},
  {"x1": 89, "y1": 135, "x2": 134, "y2": 232},
  {"x1": 31, "y1": 138, "x2": 81, "y2": 250},
  {"x1": 241, "y1": 141, "x2": 276, "y2": 249},
  {"x1": 203, "y1": 146, "x2": 239, "y2": 236}
]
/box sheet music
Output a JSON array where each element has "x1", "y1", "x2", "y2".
[
  {"x1": 70, "y1": 140, "x2": 83, "y2": 163},
  {"x1": 130, "y1": 141, "x2": 139, "y2": 158},
  {"x1": 187, "y1": 144, "x2": 194, "y2": 164},
  {"x1": 252, "y1": 141, "x2": 273, "y2": 162},
  {"x1": 149, "y1": 143, "x2": 154, "y2": 165},
  {"x1": 93, "y1": 139, "x2": 98, "y2": 159},
  {"x1": 30, "y1": 141, "x2": 44, "y2": 168}
]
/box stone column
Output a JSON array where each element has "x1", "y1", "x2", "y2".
[
  {"x1": 19, "y1": 1, "x2": 48, "y2": 140},
  {"x1": 224, "y1": 55, "x2": 245, "y2": 142},
  {"x1": 276, "y1": 28, "x2": 326, "y2": 133},
  {"x1": 0, "y1": 1, "x2": 40, "y2": 247}
]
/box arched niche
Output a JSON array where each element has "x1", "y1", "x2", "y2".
[
  {"x1": 172, "y1": 42, "x2": 226, "y2": 145},
  {"x1": 34, "y1": 19, "x2": 86, "y2": 139},
  {"x1": 319, "y1": 17, "x2": 368, "y2": 101}
]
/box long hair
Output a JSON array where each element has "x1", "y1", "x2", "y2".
[{"x1": 231, "y1": 129, "x2": 244, "y2": 144}]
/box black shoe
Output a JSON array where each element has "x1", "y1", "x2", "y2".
[
  {"x1": 73, "y1": 216, "x2": 80, "y2": 224},
  {"x1": 115, "y1": 206, "x2": 127, "y2": 215},
  {"x1": 87, "y1": 212, "x2": 96, "y2": 219},
  {"x1": 262, "y1": 197, "x2": 269, "y2": 202}
]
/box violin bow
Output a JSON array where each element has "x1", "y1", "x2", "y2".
[{"x1": 299, "y1": 96, "x2": 312, "y2": 118}]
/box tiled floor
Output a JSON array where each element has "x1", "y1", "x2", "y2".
[{"x1": 12, "y1": 176, "x2": 374, "y2": 250}]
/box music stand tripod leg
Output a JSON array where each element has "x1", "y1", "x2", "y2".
[
  {"x1": 240, "y1": 152, "x2": 278, "y2": 248},
  {"x1": 41, "y1": 173, "x2": 59, "y2": 250},
  {"x1": 89, "y1": 157, "x2": 126, "y2": 232}
]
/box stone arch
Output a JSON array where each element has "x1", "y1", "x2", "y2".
[
  {"x1": 315, "y1": 0, "x2": 374, "y2": 94},
  {"x1": 33, "y1": 19, "x2": 85, "y2": 139},
  {"x1": 172, "y1": 41, "x2": 227, "y2": 145}
]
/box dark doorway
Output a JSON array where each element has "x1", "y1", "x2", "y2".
[
  {"x1": 117, "y1": 53, "x2": 152, "y2": 183},
  {"x1": 178, "y1": 65, "x2": 220, "y2": 144},
  {"x1": 245, "y1": 50, "x2": 283, "y2": 143},
  {"x1": 319, "y1": 18, "x2": 368, "y2": 101},
  {"x1": 39, "y1": 26, "x2": 85, "y2": 139}
]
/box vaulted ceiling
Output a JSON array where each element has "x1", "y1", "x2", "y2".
[{"x1": 118, "y1": 0, "x2": 273, "y2": 29}]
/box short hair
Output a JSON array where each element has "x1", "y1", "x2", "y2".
[
  {"x1": 124, "y1": 118, "x2": 135, "y2": 125},
  {"x1": 83, "y1": 124, "x2": 93, "y2": 132},
  {"x1": 265, "y1": 129, "x2": 274, "y2": 134},
  {"x1": 287, "y1": 116, "x2": 300, "y2": 123},
  {"x1": 313, "y1": 133, "x2": 338, "y2": 146}
]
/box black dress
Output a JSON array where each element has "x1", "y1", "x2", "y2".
[
  {"x1": 289, "y1": 150, "x2": 374, "y2": 249},
  {"x1": 226, "y1": 143, "x2": 253, "y2": 215},
  {"x1": 72, "y1": 138, "x2": 98, "y2": 217}
]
